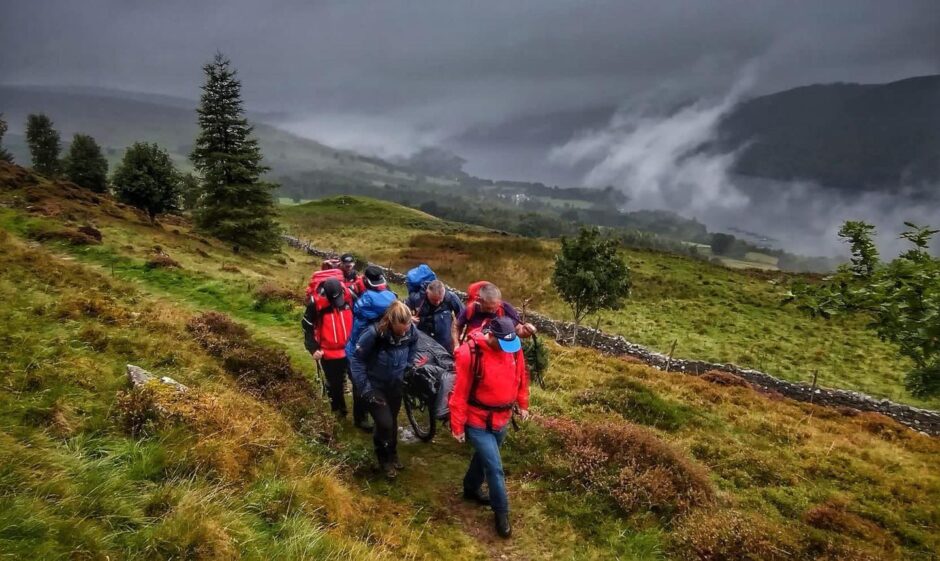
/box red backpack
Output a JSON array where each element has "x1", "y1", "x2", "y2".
[
  {"x1": 465, "y1": 332, "x2": 523, "y2": 430},
  {"x1": 306, "y1": 269, "x2": 353, "y2": 358},
  {"x1": 464, "y1": 281, "x2": 505, "y2": 322},
  {"x1": 306, "y1": 269, "x2": 344, "y2": 300}
]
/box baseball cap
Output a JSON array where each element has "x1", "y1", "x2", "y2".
[
  {"x1": 363, "y1": 265, "x2": 387, "y2": 289},
  {"x1": 484, "y1": 316, "x2": 521, "y2": 353},
  {"x1": 340, "y1": 253, "x2": 355, "y2": 265},
  {"x1": 319, "y1": 278, "x2": 346, "y2": 309}
]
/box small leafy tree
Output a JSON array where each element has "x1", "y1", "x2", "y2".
[
  {"x1": 838, "y1": 220, "x2": 879, "y2": 278},
  {"x1": 552, "y1": 227, "x2": 632, "y2": 342},
  {"x1": 787, "y1": 221, "x2": 940, "y2": 396},
  {"x1": 112, "y1": 142, "x2": 181, "y2": 222},
  {"x1": 25, "y1": 113, "x2": 61, "y2": 175},
  {"x1": 63, "y1": 134, "x2": 109, "y2": 192},
  {"x1": 709, "y1": 232, "x2": 736, "y2": 256},
  {"x1": 190, "y1": 52, "x2": 280, "y2": 250},
  {"x1": 0, "y1": 113, "x2": 13, "y2": 163},
  {"x1": 180, "y1": 172, "x2": 202, "y2": 211}
]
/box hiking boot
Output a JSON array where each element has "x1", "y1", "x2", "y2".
[
  {"x1": 390, "y1": 455, "x2": 404, "y2": 471},
  {"x1": 355, "y1": 419, "x2": 373, "y2": 433},
  {"x1": 462, "y1": 488, "x2": 490, "y2": 506},
  {"x1": 494, "y1": 512, "x2": 511, "y2": 538},
  {"x1": 380, "y1": 461, "x2": 397, "y2": 480}
]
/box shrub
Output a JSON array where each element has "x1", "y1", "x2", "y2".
[
  {"x1": 854, "y1": 412, "x2": 912, "y2": 442},
  {"x1": 146, "y1": 254, "x2": 181, "y2": 269},
  {"x1": 252, "y1": 281, "x2": 301, "y2": 310},
  {"x1": 700, "y1": 370, "x2": 752, "y2": 388},
  {"x1": 672, "y1": 509, "x2": 797, "y2": 561},
  {"x1": 77, "y1": 225, "x2": 102, "y2": 242},
  {"x1": 574, "y1": 377, "x2": 697, "y2": 431},
  {"x1": 115, "y1": 384, "x2": 162, "y2": 436},
  {"x1": 540, "y1": 416, "x2": 714, "y2": 519},
  {"x1": 32, "y1": 227, "x2": 101, "y2": 246},
  {"x1": 185, "y1": 312, "x2": 331, "y2": 440},
  {"x1": 804, "y1": 499, "x2": 885, "y2": 540},
  {"x1": 56, "y1": 291, "x2": 129, "y2": 324}
]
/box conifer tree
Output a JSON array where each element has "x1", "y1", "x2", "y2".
[
  {"x1": 63, "y1": 133, "x2": 109, "y2": 192},
  {"x1": 190, "y1": 52, "x2": 279, "y2": 250},
  {"x1": 26, "y1": 113, "x2": 61, "y2": 175}
]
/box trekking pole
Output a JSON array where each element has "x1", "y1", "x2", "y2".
[{"x1": 316, "y1": 360, "x2": 329, "y2": 398}]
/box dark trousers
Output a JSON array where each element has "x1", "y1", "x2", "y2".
[
  {"x1": 323, "y1": 358, "x2": 367, "y2": 422},
  {"x1": 321, "y1": 358, "x2": 348, "y2": 413},
  {"x1": 367, "y1": 383, "x2": 402, "y2": 464}
]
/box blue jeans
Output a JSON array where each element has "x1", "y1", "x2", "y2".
[{"x1": 464, "y1": 425, "x2": 509, "y2": 513}]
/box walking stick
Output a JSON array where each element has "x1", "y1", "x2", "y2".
[{"x1": 316, "y1": 359, "x2": 329, "y2": 398}]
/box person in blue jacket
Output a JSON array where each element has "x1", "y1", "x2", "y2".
[
  {"x1": 348, "y1": 300, "x2": 419, "y2": 479},
  {"x1": 345, "y1": 265, "x2": 397, "y2": 431},
  {"x1": 406, "y1": 279, "x2": 464, "y2": 354}
]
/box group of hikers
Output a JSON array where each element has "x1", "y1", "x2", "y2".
[{"x1": 301, "y1": 254, "x2": 537, "y2": 538}]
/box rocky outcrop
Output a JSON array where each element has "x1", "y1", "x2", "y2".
[
  {"x1": 284, "y1": 235, "x2": 940, "y2": 436},
  {"x1": 126, "y1": 364, "x2": 189, "y2": 392}
]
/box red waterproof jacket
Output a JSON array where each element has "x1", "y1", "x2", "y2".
[
  {"x1": 449, "y1": 331, "x2": 529, "y2": 435},
  {"x1": 345, "y1": 273, "x2": 366, "y2": 299},
  {"x1": 302, "y1": 270, "x2": 354, "y2": 360}
]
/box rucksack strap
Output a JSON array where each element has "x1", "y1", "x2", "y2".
[{"x1": 466, "y1": 339, "x2": 521, "y2": 430}]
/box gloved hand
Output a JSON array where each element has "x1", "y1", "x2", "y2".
[{"x1": 362, "y1": 389, "x2": 387, "y2": 406}]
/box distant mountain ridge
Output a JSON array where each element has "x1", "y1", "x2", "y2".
[
  {"x1": 0, "y1": 85, "x2": 427, "y2": 185},
  {"x1": 447, "y1": 75, "x2": 940, "y2": 192},
  {"x1": 718, "y1": 75, "x2": 940, "y2": 192}
]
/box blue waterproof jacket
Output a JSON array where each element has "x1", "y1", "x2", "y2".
[
  {"x1": 348, "y1": 323, "x2": 419, "y2": 395},
  {"x1": 406, "y1": 290, "x2": 464, "y2": 352},
  {"x1": 344, "y1": 288, "x2": 398, "y2": 358}
]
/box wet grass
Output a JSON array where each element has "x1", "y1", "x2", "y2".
[
  {"x1": 2, "y1": 167, "x2": 939, "y2": 560},
  {"x1": 280, "y1": 196, "x2": 932, "y2": 409}
]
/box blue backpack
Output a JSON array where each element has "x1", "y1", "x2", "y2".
[
  {"x1": 405, "y1": 264, "x2": 437, "y2": 295},
  {"x1": 345, "y1": 289, "x2": 398, "y2": 357}
]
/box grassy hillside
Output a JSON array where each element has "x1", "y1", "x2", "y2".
[
  {"x1": 1, "y1": 164, "x2": 938, "y2": 560},
  {"x1": 281, "y1": 197, "x2": 931, "y2": 410}
]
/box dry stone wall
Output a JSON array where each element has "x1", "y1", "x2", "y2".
[{"x1": 285, "y1": 235, "x2": 940, "y2": 436}]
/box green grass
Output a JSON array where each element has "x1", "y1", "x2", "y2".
[
  {"x1": 279, "y1": 197, "x2": 933, "y2": 409},
  {"x1": 2, "y1": 167, "x2": 939, "y2": 560}
]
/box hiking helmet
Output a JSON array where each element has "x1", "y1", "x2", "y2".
[
  {"x1": 484, "y1": 316, "x2": 521, "y2": 353},
  {"x1": 363, "y1": 265, "x2": 387, "y2": 289},
  {"x1": 340, "y1": 253, "x2": 355, "y2": 265}
]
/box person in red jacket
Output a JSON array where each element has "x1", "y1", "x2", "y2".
[
  {"x1": 449, "y1": 316, "x2": 529, "y2": 539},
  {"x1": 302, "y1": 277, "x2": 367, "y2": 423},
  {"x1": 340, "y1": 253, "x2": 366, "y2": 299}
]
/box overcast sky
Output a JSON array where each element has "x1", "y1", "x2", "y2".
[
  {"x1": 2, "y1": 1, "x2": 937, "y2": 254},
  {"x1": 2, "y1": 1, "x2": 937, "y2": 147}
]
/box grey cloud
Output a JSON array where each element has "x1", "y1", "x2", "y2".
[{"x1": 1, "y1": 0, "x2": 937, "y2": 186}]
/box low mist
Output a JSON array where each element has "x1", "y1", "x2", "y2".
[{"x1": 548, "y1": 80, "x2": 938, "y2": 259}]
